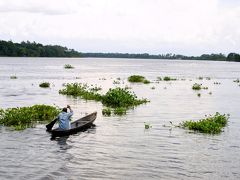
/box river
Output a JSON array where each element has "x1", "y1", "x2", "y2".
[{"x1": 0, "y1": 57, "x2": 240, "y2": 179}]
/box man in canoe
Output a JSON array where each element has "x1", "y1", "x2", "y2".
[{"x1": 58, "y1": 105, "x2": 73, "y2": 130}]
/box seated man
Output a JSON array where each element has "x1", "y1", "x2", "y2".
[{"x1": 58, "y1": 105, "x2": 73, "y2": 130}]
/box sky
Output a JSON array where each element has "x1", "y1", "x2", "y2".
[{"x1": 0, "y1": 0, "x2": 239, "y2": 55}]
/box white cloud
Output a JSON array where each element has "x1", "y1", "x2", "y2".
[{"x1": 0, "y1": 0, "x2": 239, "y2": 55}]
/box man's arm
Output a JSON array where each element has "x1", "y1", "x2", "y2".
[{"x1": 67, "y1": 105, "x2": 73, "y2": 117}]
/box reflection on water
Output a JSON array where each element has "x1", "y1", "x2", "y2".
[
  {"x1": 55, "y1": 136, "x2": 71, "y2": 151},
  {"x1": 0, "y1": 58, "x2": 240, "y2": 179}
]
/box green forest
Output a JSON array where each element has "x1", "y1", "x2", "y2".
[{"x1": 0, "y1": 40, "x2": 239, "y2": 62}]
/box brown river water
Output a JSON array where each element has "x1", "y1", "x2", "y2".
[{"x1": 0, "y1": 57, "x2": 240, "y2": 179}]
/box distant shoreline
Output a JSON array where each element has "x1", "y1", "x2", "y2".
[{"x1": 0, "y1": 40, "x2": 239, "y2": 62}]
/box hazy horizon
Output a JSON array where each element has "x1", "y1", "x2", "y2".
[{"x1": 0, "y1": 0, "x2": 239, "y2": 56}]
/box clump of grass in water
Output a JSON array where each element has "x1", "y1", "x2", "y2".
[
  {"x1": 180, "y1": 112, "x2": 229, "y2": 134},
  {"x1": 144, "y1": 122, "x2": 152, "y2": 129},
  {"x1": 128, "y1": 75, "x2": 145, "y2": 82},
  {"x1": 192, "y1": 83, "x2": 202, "y2": 90},
  {"x1": 0, "y1": 105, "x2": 60, "y2": 130},
  {"x1": 128, "y1": 75, "x2": 151, "y2": 84},
  {"x1": 64, "y1": 64, "x2": 74, "y2": 69},
  {"x1": 60, "y1": 84, "x2": 149, "y2": 116},
  {"x1": 39, "y1": 82, "x2": 50, "y2": 88},
  {"x1": 59, "y1": 83, "x2": 102, "y2": 101},
  {"x1": 113, "y1": 107, "x2": 127, "y2": 115},
  {"x1": 102, "y1": 108, "x2": 111, "y2": 116},
  {"x1": 102, "y1": 87, "x2": 148, "y2": 108},
  {"x1": 163, "y1": 76, "x2": 177, "y2": 81},
  {"x1": 233, "y1": 79, "x2": 240, "y2": 83},
  {"x1": 10, "y1": 75, "x2": 17, "y2": 79}
]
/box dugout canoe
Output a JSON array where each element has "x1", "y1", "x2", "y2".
[{"x1": 49, "y1": 112, "x2": 97, "y2": 137}]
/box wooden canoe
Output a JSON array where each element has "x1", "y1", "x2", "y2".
[{"x1": 49, "y1": 112, "x2": 97, "y2": 137}]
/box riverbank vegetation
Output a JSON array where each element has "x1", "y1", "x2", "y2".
[
  {"x1": 1, "y1": 40, "x2": 239, "y2": 62},
  {"x1": 180, "y1": 112, "x2": 229, "y2": 134},
  {"x1": 0, "y1": 105, "x2": 60, "y2": 130}
]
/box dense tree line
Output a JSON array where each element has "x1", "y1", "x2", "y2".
[
  {"x1": 226, "y1": 53, "x2": 240, "y2": 62},
  {"x1": 0, "y1": 40, "x2": 81, "y2": 57},
  {"x1": 81, "y1": 52, "x2": 226, "y2": 61},
  {"x1": 0, "y1": 40, "x2": 239, "y2": 62}
]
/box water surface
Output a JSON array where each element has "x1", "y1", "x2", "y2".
[{"x1": 0, "y1": 58, "x2": 240, "y2": 179}]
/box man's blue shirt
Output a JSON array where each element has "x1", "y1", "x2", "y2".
[{"x1": 58, "y1": 111, "x2": 73, "y2": 130}]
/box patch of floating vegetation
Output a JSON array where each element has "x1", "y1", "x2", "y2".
[
  {"x1": 198, "y1": 77, "x2": 203, "y2": 80},
  {"x1": 39, "y1": 82, "x2": 50, "y2": 88},
  {"x1": 0, "y1": 105, "x2": 60, "y2": 130},
  {"x1": 143, "y1": 79, "x2": 150, "y2": 84},
  {"x1": 60, "y1": 83, "x2": 149, "y2": 116},
  {"x1": 102, "y1": 87, "x2": 148, "y2": 108},
  {"x1": 192, "y1": 83, "x2": 208, "y2": 90},
  {"x1": 102, "y1": 108, "x2": 111, "y2": 116},
  {"x1": 144, "y1": 122, "x2": 152, "y2": 129},
  {"x1": 59, "y1": 83, "x2": 102, "y2": 101},
  {"x1": 113, "y1": 80, "x2": 121, "y2": 84},
  {"x1": 192, "y1": 83, "x2": 201, "y2": 90},
  {"x1": 128, "y1": 75, "x2": 151, "y2": 84},
  {"x1": 197, "y1": 93, "x2": 201, "y2": 97},
  {"x1": 214, "y1": 82, "x2": 221, "y2": 85},
  {"x1": 10, "y1": 75, "x2": 17, "y2": 79},
  {"x1": 113, "y1": 107, "x2": 127, "y2": 115},
  {"x1": 233, "y1": 79, "x2": 240, "y2": 83},
  {"x1": 64, "y1": 64, "x2": 74, "y2": 69},
  {"x1": 156, "y1": 76, "x2": 177, "y2": 81},
  {"x1": 151, "y1": 86, "x2": 155, "y2": 90},
  {"x1": 163, "y1": 76, "x2": 177, "y2": 81},
  {"x1": 180, "y1": 112, "x2": 229, "y2": 134}
]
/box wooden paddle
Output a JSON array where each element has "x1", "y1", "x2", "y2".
[{"x1": 46, "y1": 118, "x2": 58, "y2": 131}]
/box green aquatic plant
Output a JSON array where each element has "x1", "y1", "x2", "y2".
[
  {"x1": 60, "y1": 84, "x2": 149, "y2": 116},
  {"x1": 144, "y1": 122, "x2": 152, "y2": 129},
  {"x1": 64, "y1": 64, "x2": 74, "y2": 69},
  {"x1": 39, "y1": 82, "x2": 50, "y2": 88},
  {"x1": 102, "y1": 108, "x2": 111, "y2": 116},
  {"x1": 0, "y1": 105, "x2": 60, "y2": 130},
  {"x1": 128, "y1": 75, "x2": 145, "y2": 83},
  {"x1": 10, "y1": 75, "x2": 17, "y2": 79},
  {"x1": 192, "y1": 83, "x2": 202, "y2": 90},
  {"x1": 163, "y1": 76, "x2": 177, "y2": 81},
  {"x1": 143, "y1": 80, "x2": 151, "y2": 84},
  {"x1": 233, "y1": 79, "x2": 240, "y2": 83},
  {"x1": 113, "y1": 107, "x2": 127, "y2": 115},
  {"x1": 59, "y1": 83, "x2": 102, "y2": 101},
  {"x1": 156, "y1": 77, "x2": 162, "y2": 81},
  {"x1": 197, "y1": 93, "x2": 201, "y2": 97},
  {"x1": 180, "y1": 112, "x2": 229, "y2": 134},
  {"x1": 102, "y1": 87, "x2": 148, "y2": 108},
  {"x1": 113, "y1": 80, "x2": 121, "y2": 84}
]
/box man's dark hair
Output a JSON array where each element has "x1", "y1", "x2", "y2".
[{"x1": 62, "y1": 107, "x2": 67, "y2": 112}]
